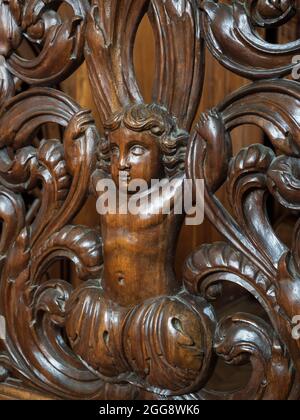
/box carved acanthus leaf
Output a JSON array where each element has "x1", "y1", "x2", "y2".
[
  {"x1": 201, "y1": 0, "x2": 300, "y2": 79},
  {"x1": 200, "y1": 313, "x2": 293, "y2": 400}
]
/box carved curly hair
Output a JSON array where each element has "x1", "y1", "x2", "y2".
[{"x1": 99, "y1": 103, "x2": 189, "y2": 179}]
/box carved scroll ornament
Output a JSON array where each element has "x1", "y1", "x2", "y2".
[{"x1": 0, "y1": 0, "x2": 299, "y2": 400}]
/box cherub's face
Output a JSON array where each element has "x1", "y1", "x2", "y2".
[{"x1": 108, "y1": 126, "x2": 164, "y2": 190}]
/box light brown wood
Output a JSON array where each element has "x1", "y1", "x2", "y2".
[{"x1": 0, "y1": 384, "x2": 54, "y2": 400}]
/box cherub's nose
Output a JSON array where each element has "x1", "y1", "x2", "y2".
[{"x1": 118, "y1": 154, "x2": 130, "y2": 170}]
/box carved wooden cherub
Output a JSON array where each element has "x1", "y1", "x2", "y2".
[
  {"x1": 98, "y1": 103, "x2": 188, "y2": 306},
  {"x1": 63, "y1": 0, "x2": 216, "y2": 396},
  {"x1": 65, "y1": 103, "x2": 215, "y2": 395}
]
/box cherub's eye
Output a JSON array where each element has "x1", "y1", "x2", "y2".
[
  {"x1": 131, "y1": 146, "x2": 146, "y2": 156},
  {"x1": 111, "y1": 146, "x2": 119, "y2": 157}
]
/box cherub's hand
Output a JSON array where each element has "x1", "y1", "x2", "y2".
[
  {"x1": 68, "y1": 109, "x2": 95, "y2": 140},
  {"x1": 64, "y1": 109, "x2": 98, "y2": 176},
  {"x1": 193, "y1": 109, "x2": 231, "y2": 193},
  {"x1": 196, "y1": 109, "x2": 224, "y2": 144}
]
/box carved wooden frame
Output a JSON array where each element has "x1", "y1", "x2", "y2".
[{"x1": 0, "y1": 0, "x2": 300, "y2": 400}]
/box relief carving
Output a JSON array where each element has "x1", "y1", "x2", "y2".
[{"x1": 0, "y1": 0, "x2": 299, "y2": 400}]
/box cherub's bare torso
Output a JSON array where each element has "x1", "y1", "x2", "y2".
[{"x1": 101, "y1": 177, "x2": 185, "y2": 306}]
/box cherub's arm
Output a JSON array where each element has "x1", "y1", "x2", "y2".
[
  {"x1": 90, "y1": 136, "x2": 112, "y2": 197},
  {"x1": 194, "y1": 109, "x2": 231, "y2": 193}
]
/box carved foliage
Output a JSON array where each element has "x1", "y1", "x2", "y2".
[
  {"x1": 201, "y1": 0, "x2": 300, "y2": 79},
  {"x1": 0, "y1": 0, "x2": 299, "y2": 402}
]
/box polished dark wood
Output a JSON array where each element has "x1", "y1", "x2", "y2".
[{"x1": 0, "y1": 0, "x2": 300, "y2": 400}]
